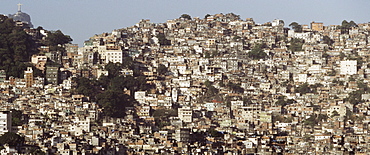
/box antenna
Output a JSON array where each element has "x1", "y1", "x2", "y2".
[{"x1": 17, "y1": 3, "x2": 22, "y2": 12}]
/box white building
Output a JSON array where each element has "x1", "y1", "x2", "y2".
[
  {"x1": 134, "y1": 91, "x2": 147, "y2": 104},
  {"x1": 178, "y1": 107, "x2": 192, "y2": 123},
  {"x1": 340, "y1": 60, "x2": 357, "y2": 75},
  {"x1": 326, "y1": 105, "x2": 346, "y2": 117},
  {"x1": 0, "y1": 111, "x2": 11, "y2": 135},
  {"x1": 105, "y1": 49, "x2": 124, "y2": 64},
  {"x1": 272, "y1": 19, "x2": 284, "y2": 27}
]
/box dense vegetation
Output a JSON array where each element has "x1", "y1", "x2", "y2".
[
  {"x1": 289, "y1": 22, "x2": 302, "y2": 33},
  {"x1": 0, "y1": 132, "x2": 24, "y2": 146},
  {"x1": 248, "y1": 43, "x2": 268, "y2": 60},
  {"x1": 74, "y1": 62, "x2": 154, "y2": 118},
  {"x1": 0, "y1": 15, "x2": 38, "y2": 78},
  {"x1": 157, "y1": 33, "x2": 171, "y2": 46},
  {"x1": 340, "y1": 20, "x2": 357, "y2": 34},
  {"x1": 288, "y1": 38, "x2": 304, "y2": 52},
  {"x1": 41, "y1": 30, "x2": 72, "y2": 52},
  {"x1": 0, "y1": 15, "x2": 71, "y2": 78}
]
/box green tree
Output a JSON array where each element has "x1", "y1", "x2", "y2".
[
  {"x1": 204, "y1": 14, "x2": 211, "y2": 19},
  {"x1": 199, "y1": 83, "x2": 221, "y2": 102},
  {"x1": 204, "y1": 80, "x2": 212, "y2": 88},
  {"x1": 226, "y1": 82, "x2": 244, "y2": 93},
  {"x1": 346, "y1": 90, "x2": 364, "y2": 105},
  {"x1": 331, "y1": 110, "x2": 340, "y2": 117},
  {"x1": 73, "y1": 77, "x2": 99, "y2": 100},
  {"x1": 0, "y1": 15, "x2": 38, "y2": 78},
  {"x1": 303, "y1": 114, "x2": 328, "y2": 128},
  {"x1": 0, "y1": 132, "x2": 25, "y2": 146},
  {"x1": 180, "y1": 14, "x2": 192, "y2": 20},
  {"x1": 208, "y1": 128, "x2": 223, "y2": 137},
  {"x1": 43, "y1": 30, "x2": 72, "y2": 51},
  {"x1": 153, "y1": 109, "x2": 177, "y2": 128},
  {"x1": 122, "y1": 56, "x2": 134, "y2": 69},
  {"x1": 322, "y1": 36, "x2": 334, "y2": 46},
  {"x1": 157, "y1": 64, "x2": 168, "y2": 76},
  {"x1": 10, "y1": 109, "x2": 22, "y2": 126},
  {"x1": 248, "y1": 43, "x2": 267, "y2": 60},
  {"x1": 289, "y1": 22, "x2": 302, "y2": 32},
  {"x1": 275, "y1": 96, "x2": 295, "y2": 107},
  {"x1": 340, "y1": 20, "x2": 357, "y2": 34},
  {"x1": 288, "y1": 38, "x2": 304, "y2": 52},
  {"x1": 96, "y1": 90, "x2": 133, "y2": 118},
  {"x1": 295, "y1": 83, "x2": 311, "y2": 94},
  {"x1": 204, "y1": 51, "x2": 212, "y2": 58},
  {"x1": 243, "y1": 96, "x2": 253, "y2": 106},
  {"x1": 105, "y1": 62, "x2": 122, "y2": 78},
  {"x1": 156, "y1": 33, "x2": 171, "y2": 46}
]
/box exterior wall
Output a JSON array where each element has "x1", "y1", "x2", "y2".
[
  {"x1": 24, "y1": 67, "x2": 33, "y2": 88},
  {"x1": 46, "y1": 66, "x2": 59, "y2": 85},
  {"x1": 0, "y1": 111, "x2": 11, "y2": 135},
  {"x1": 340, "y1": 60, "x2": 357, "y2": 75},
  {"x1": 105, "y1": 50, "x2": 123, "y2": 64},
  {"x1": 327, "y1": 105, "x2": 346, "y2": 117},
  {"x1": 311, "y1": 22, "x2": 324, "y2": 31},
  {"x1": 178, "y1": 107, "x2": 192, "y2": 123},
  {"x1": 175, "y1": 128, "x2": 190, "y2": 142}
]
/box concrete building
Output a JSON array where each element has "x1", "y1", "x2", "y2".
[
  {"x1": 178, "y1": 107, "x2": 192, "y2": 123},
  {"x1": 46, "y1": 66, "x2": 59, "y2": 85},
  {"x1": 272, "y1": 19, "x2": 284, "y2": 27},
  {"x1": 0, "y1": 111, "x2": 11, "y2": 135},
  {"x1": 340, "y1": 60, "x2": 357, "y2": 75},
  {"x1": 105, "y1": 49, "x2": 124, "y2": 64},
  {"x1": 311, "y1": 21, "x2": 324, "y2": 31},
  {"x1": 24, "y1": 67, "x2": 33, "y2": 88},
  {"x1": 175, "y1": 128, "x2": 190, "y2": 143},
  {"x1": 0, "y1": 70, "x2": 6, "y2": 83}
]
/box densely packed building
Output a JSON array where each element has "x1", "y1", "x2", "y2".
[{"x1": 2, "y1": 13, "x2": 370, "y2": 154}]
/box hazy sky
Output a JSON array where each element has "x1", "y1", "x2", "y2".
[{"x1": 1, "y1": 0, "x2": 369, "y2": 46}]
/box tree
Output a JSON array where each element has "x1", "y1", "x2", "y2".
[
  {"x1": 43, "y1": 30, "x2": 72, "y2": 51},
  {"x1": 96, "y1": 90, "x2": 133, "y2": 118},
  {"x1": 340, "y1": 20, "x2": 357, "y2": 34},
  {"x1": 243, "y1": 96, "x2": 253, "y2": 106},
  {"x1": 295, "y1": 83, "x2": 311, "y2": 94},
  {"x1": 180, "y1": 14, "x2": 191, "y2": 20},
  {"x1": 346, "y1": 90, "x2": 364, "y2": 105},
  {"x1": 303, "y1": 114, "x2": 328, "y2": 127},
  {"x1": 157, "y1": 64, "x2": 168, "y2": 76},
  {"x1": 331, "y1": 110, "x2": 340, "y2": 117},
  {"x1": 322, "y1": 35, "x2": 334, "y2": 46},
  {"x1": 248, "y1": 43, "x2": 267, "y2": 60},
  {"x1": 0, "y1": 132, "x2": 24, "y2": 146},
  {"x1": 0, "y1": 15, "x2": 38, "y2": 78},
  {"x1": 226, "y1": 82, "x2": 244, "y2": 93},
  {"x1": 73, "y1": 77, "x2": 99, "y2": 98},
  {"x1": 156, "y1": 33, "x2": 171, "y2": 46},
  {"x1": 204, "y1": 80, "x2": 212, "y2": 88},
  {"x1": 204, "y1": 14, "x2": 211, "y2": 19},
  {"x1": 208, "y1": 128, "x2": 223, "y2": 137},
  {"x1": 289, "y1": 22, "x2": 302, "y2": 32},
  {"x1": 10, "y1": 109, "x2": 22, "y2": 126},
  {"x1": 349, "y1": 20, "x2": 357, "y2": 27},
  {"x1": 122, "y1": 56, "x2": 134, "y2": 69},
  {"x1": 275, "y1": 96, "x2": 295, "y2": 107},
  {"x1": 153, "y1": 109, "x2": 177, "y2": 128},
  {"x1": 105, "y1": 62, "x2": 122, "y2": 78},
  {"x1": 199, "y1": 83, "x2": 221, "y2": 102},
  {"x1": 288, "y1": 38, "x2": 304, "y2": 52}
]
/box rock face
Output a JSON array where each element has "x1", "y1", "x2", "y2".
[{"x1": 8, "y1": 4, "x2": 33, "y2": 28}]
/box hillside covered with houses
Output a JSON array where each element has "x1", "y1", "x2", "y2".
[{"x1": 1, "y1": 12, "x2": 370, "y2": 154}]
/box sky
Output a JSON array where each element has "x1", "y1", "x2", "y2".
[{"x1": 1, "y1": 0, "x2": 369, "y2": 46}]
